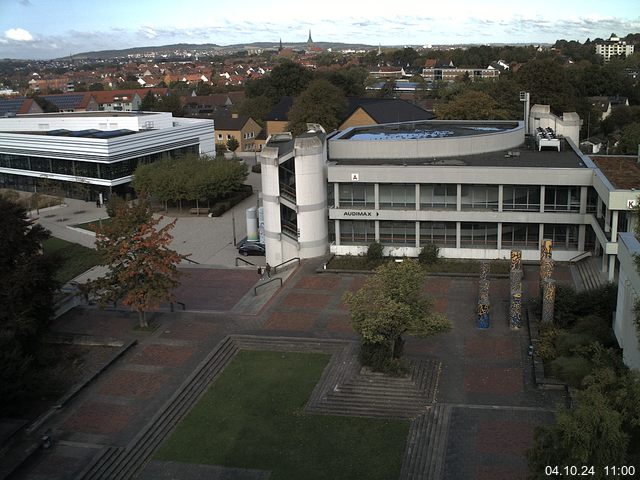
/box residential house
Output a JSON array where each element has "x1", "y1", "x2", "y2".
[
  {"x1": 183, "y1": 93, "x2": 246, "y2": 116},
  {"x1": 589, "y1": 96, "x2": 630, "y2": 121},
  {"x1": 0, "y1": 97, "x2": 43, "y2": 116},
  {"x1": 339, "y1": 98, "x2": 434, "y2": 130},
  {"x1": 211, "y1": 112, "x2": 262, "y2": 152},
  {"x1": 93, "y1": 90, "x2": 142, "y2": 112},
  {"x1": 40, "y1": 93, "x2": 99, "y2": 112}
]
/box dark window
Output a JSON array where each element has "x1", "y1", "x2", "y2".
[
  {"x1": 339, "y1": 220, "x2": 375, "y2": 245},
  {"x1": 501, "y1": 223, "x2": 539, "y2": 248},
  {"x1": 420, "y1": 184, "x2": 456, "y2": 210},
  {"x1": 379, "y1": 221, "x2": 416, "y2": 246},
  {"x1": 339, "y1": 183, "x2": 374, "y2": 208},
  {"x1": 379, "y1": 184, "x2": 416, "y2": 209},
  {"x1": 420, "y1": 221, "x2": 456, "y2": 246},
  {"x1": 543, "y1": 224, "x2": 579, "y2": 249},
  {"x1": 544, "y1": 186, "x2": 580, "y2": 212},
  {"x1": 502, "y1": 186, "x2": 540, "y2": 211},
  {"x1": 460, "y1": 222, "x2": 498, "y2": 248},
  {"x1": 461, "y1": 185, "x2": 499, "y2": 210}
]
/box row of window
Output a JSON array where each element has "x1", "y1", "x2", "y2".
[
  {"x1": 338, "y1": 220, "x2": 580, "y2": 249},
  {"x1": 0, "y1": 145, "x2": 199, "y2": 180},
  {"x1": 335, "y1": 183, "x2": 591, "y2": 212}
]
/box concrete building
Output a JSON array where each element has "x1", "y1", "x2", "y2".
[
  {"x1": 596, "y1": 34, "x2": 635, "y2": 62},
  {"x1": 0, "y1": 111, "x2": 214, "y2": 200},
  {"x1": 258, "y1": 106, "x2": 639, "y2": 283},
  {"x1": 614, "y1": 232, "x2": 640, "y2": 370}
]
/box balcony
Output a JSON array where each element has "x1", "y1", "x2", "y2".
[{"x1": 279, "y1": 183, "x2": 296, "y2": 203}]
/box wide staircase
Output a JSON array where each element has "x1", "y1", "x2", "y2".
[{"x1": 570, "y1": 253, "x2": 609, "y2": 291}]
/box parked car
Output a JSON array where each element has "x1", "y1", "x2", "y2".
[{"x1": 238, "y1": 241, "x2": 265, "y2": 256}]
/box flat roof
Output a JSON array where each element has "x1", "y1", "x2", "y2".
[
  {"x1": 329, "y1": 143, "x2": 587, "y2": 169},
  {"x1": 591, "y1": 155, "x2": 640, "y2": 189},
  {"x1": 338, "y1": 121, "x2": 519, "y2": 141},
  {"x1": 16, "y1": 111, "x2": 156, "y2": 118}
]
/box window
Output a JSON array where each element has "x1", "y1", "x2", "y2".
[
  {"x1": 227, "y1": 134, "x2": 232, "y2": 140},
  {"x1": 586, "y1": 187, "x2": 598, "y2": 214},
  {"x1": 543, "y1": 224, "x2": 578, "y2": 249},
  {"x1": 461, "y1": 185, "x2": 499, "y2": 210},
  {"x1": 340, "y1": 220, "x2": 375, "y2": 245},
  {"x1": 460, "y1": 223, "x2": 498, "y2": 248},
  {"x1": 502, "y1": 223, "x2": 539, "y2": 248},
  {"x1": 420, "y1": 184, "x2": 456, "y2": 210},
  {"x1": 379, "y1": 221, "x2": 415, "y2": 246},
  {"x1": 379, "y1": 184, "x2": 416, "y2": 209},
  {"x1": 420, "y1": 221, "x2": 456, "y2": 246},
  {"x1": 339, "y1": 183, "x2": 374, "y2": 208},
  {"x1": 217, "y1": 134, "x2": 223, "y2": 140},
  {"x1": 544, "y1": 186, "x2": 580, "y2": 212},
  {"x1": 503, "y1": 186, "x2": 540, "y2": 211}
]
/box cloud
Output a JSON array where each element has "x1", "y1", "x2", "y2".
[
  {"x1": 5, "y1": 27, "x2": 33, "y2": 41},
  {"x1": 19, "y1": 0, "x2": 32, "y2": 5}
]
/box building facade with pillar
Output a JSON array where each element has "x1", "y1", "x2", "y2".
[{"x1": 259, "y1": 116, "x2": 639, "y2": 282}]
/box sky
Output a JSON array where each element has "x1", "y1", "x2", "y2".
[{"x1": 0, "y1": 0, "x2": 639, "y2": 59}]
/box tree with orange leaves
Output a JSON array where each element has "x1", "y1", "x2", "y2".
[{"x1": 90, "y1": 195, "x2": 182, "y2": 328}]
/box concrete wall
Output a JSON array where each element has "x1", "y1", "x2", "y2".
[
  {"x1": 614, "y1": 232, "x2": 640, "y2": 370},
  {"x1": 529, "y1": 105, "x2": 581, "y2": 146}
]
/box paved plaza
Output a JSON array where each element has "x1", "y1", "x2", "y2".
[{"x1": 4, "y1": 184, "x2": 571, "y2": 479}]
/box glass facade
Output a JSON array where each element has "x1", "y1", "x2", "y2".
[
  {"x1": 502, "y1": 186, "x2": 541, "y2": 211},
  {"x1": 502, "y1": 223, "x2": 539, "y2": 248},
  {"x1": 339, "y1": 183, "x2": 375, "y2": 208},
  {"x1": 0, "y1": 145, "x2": 198, "y2": 181},
  {"x1": 420, "y1": 221, "x2": 456, "y2": 246},
  {"x1": 461, "y1": 185, "x2": 499, "y2": 210},
  {"x1": 460, "y1": 222, "x2": 498, "y2": 248},
  {"x1": 339, "y1": 220, "x2": 375, "y2": 245},
  {"x1": 544, "y1": 186, "x2": 580, "y2": 212},
  {"x1": 544, "y1": 224, "x2": 579, "y2": 249},
  {"x1": 379, "y1": 221, "x2": 416, "y2": 246},
  {"x1": 379, "y1": 184, "x2": 416, "y2": 209},
  {"x1": 420, "y1": 184, "x2": 457, "y2": 210}
]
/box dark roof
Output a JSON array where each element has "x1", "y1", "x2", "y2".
[
  {"x1": 209, "y1": 112, "x2": 250, "y2": 130},
  {"x1": 591, "y1": 155, "x2": 640, "y2": 189},
  {"x1": 0, "y1": 97, "x2": 33, "y2": 116},
  {"x1": 264, "y1": 96, "x2": 293, "y2": 121},
  {"x1": 345, "y1": 97, "x2": 434, "y2": 124}
]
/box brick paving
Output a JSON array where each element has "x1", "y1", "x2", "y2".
[{"x1": 13, "y1": 261, "x2": 568, "y2": 480}]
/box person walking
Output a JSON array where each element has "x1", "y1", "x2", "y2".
[
  {"x1": 258, "y1": 266, "x2": 263, "y2": 279},
  {"x1": 265, "y1": 263, "x2": 271, "y2": 278}
]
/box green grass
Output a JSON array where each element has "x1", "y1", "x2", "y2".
[
  {"x1": 155, "y1": 350, "x2": 410, "y2": 480},
  {"x1": 73, "y1": 217, "x2": 112, "y2": 232},
  {"x1": 42, "y1": 237, "x2": 101, "y2": 283}
]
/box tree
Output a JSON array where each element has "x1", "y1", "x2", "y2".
[
  {"x1": 617, "y1": 122, "x2": 640, "y2": 154},
  {"x1": 515, "y1": 58, "x2": 577, "y2": 113},
  {"x1": 140, "y1": 90, "x2": 158, "y2": 111},
  {"x1": 287, "y1": 78, "x2": 347, "y2": 134},
  {"x1": 90, "y1": 196, "x2": 182, "y2": 328},
  {"x1": 343, "y1": 261, "x2": 450, "y2": 370},
  {"x1": 238, "y1": 95, "x2": 273, "y2": 126},
  {"x1": 437, "y1": 90, "x2": 511, "y2": 120},
  {"x1": 0, "y1": 198, "x2": 59, "y2": 407},
  {"x1": 226, "y1": 136, "x2": 240, "y2": 153}
]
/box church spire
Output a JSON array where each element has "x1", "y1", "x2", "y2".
[
  {"x1": 307, "y1": 29, "x2": 313, "y2": 44},
  {"x1": 279, "y1": 38, "x2": 283, "y2": 52}
]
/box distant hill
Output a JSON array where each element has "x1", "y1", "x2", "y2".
[{"x1": 65, "y1": 41, "x2": 379, "y2": 60}]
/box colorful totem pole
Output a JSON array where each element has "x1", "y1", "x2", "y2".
[
  {"x1": 476, "y1": 261, "x2": 490, "y2": 328},
  {"x1": 539, "y1": 238, "x2": 554, "y2": 298},
  {"x1": 509, "y1": 250, "x2": 523, "y2": 329},
  {"x1": 542, "y1": 278, "x2": 556, "y2": 324}
]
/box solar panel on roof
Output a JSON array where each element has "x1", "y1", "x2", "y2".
[
  {"x1": 46, "y1": 129, "x2": 72, "y2": 136},
  {"x1": 91, "y1": 129, "x2": 135, "y2": 139},
  {"x1": 43, "y1": 94, "x2": 84, "y2": 109},
  {"x1": 69, "y1": 129, "x2": 101, "y2": 137},
  {"x1": 0, "y1": 99, "x2": 25, "y2": 115}
]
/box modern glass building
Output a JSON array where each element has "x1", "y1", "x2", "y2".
[{"x1": 0, "y1": 111, "x2": 215, "y2": 200}]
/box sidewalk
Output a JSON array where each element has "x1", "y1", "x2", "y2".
[{"x1": 33, "y1": 171, "x2": 265, "y2": 269}]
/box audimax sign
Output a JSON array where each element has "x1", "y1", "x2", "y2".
[{"x1": 342, "y1": 211, "x2": 379, "y2": 217}]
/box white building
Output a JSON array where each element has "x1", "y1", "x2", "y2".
[
  {"x1": 596, "y1": 34, "x2": 635, "y2": 62},
  {"x1": 614, "y1": 232, "x2": 640, "y2": 370},
  {"x1": 0, "y1": 111, "x2": 214, "y2": 199}
]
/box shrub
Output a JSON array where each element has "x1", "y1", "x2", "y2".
[
  {"x1": 549, "y1": 356, "x2": 593, "y2": 387},
  {"x1": 367, "y1": 241, "x2": 384, "y2": 261},
  {"x1": 536, "y1": 324, "x2": 562, "y2": 362},
  {"x1": 572, "y1": 315, "x2": 616, "y2": 347},
  {"x1": 251, "y1": 163, "x2": 262, "y2": 173},
  {"x1": 418, "y1": 243, "x2": 439, "y2": 265},
  {"x1": 555, "y1": 332, "x2": 599, "y2": 357}
]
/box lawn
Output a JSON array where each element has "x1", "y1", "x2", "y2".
[
  {"x1": 43, "y1": 237, "x2": 101, "y2": 283},
  {"x1": 155, "y1": 350, "x2": 410, "y2": 480}
]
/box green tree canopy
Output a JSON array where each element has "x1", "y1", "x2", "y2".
[
  {"x1": 226, "y1": 136, "x2": 240, "y2": 152},
  {"x1": 286, "y1": 78, "x2": 347, "y2": 135},
  {"x1": 0, "y1": 198, "x2": 59, "y2": 407},
  {"x1": 437, "y1": 90, "x2": 511, "y2": 120},
  {"x1": 617, "y1": 122, "x2": 640, "y2": 154},
  {"x1": 343, "y1": 260, "x2": 450, "y2": 361}
]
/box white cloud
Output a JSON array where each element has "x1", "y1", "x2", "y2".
[{"x1": 5, "y1": 28, "x2": 33, "y2": 41}]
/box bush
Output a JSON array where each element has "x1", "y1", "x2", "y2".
[
  {"x1": 418, "y1": 243, "x2": 439, "y2": 265},
  {"x1": 555, "y1": 332, "x2": 599, "y2": 357},
  {"x1": 572, "y1": 315, "x2": 616, "y2": 347},
  {"x1": 251, "y1": 163, "x2": 262, "y2": 173},
  {"x1": 550, "y1": 356, "x2": 593, "y2": 387},
  {"x1": 536, "y1": 324, "x2": 562, "y2": 362},
  {"x1": 553, "y1": 283, "x2": 618, "y2": 328},
  {"x1": 367, "y1": 242, "x2": 384, "y2": 261}
]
